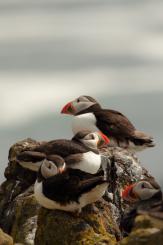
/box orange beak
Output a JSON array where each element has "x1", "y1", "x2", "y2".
[
  {"x1": 61, "y1": 102, "x2": 75, "y2": 115},
  {"x1": 97, "y1": 132, "x2": 110, "y2": 147},
  {"x1": 122, "y1": 184, "x2": 136, "y2": 201},
  {"x1": 58, "y1": 165, "x2": 66, "y2": 174}
]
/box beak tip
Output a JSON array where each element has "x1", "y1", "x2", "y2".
[{"x1": 61, "y1": 109, "x2": 65, "y2": 114}]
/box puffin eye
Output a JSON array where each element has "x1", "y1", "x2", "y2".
[
  {"x1": 77, "y1": 98, "x2": 80, "y2": 103},
  {"x1": 89, "y1": 134, "x2": 95, "y2": 140},
  {"x1": 141, "y1": 183, "x2": 145, "y2": 188}
]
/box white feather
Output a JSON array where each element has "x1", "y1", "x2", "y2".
[
  {"x1": 70, "y1": 151, "x2": 101, "y2": 174},
  {"x1": 72, "y1": 113, "x2": 98, "y2": 135}
]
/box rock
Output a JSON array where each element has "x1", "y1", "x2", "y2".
[
  {"x1": 0, "y1": 139, "x2": 40, "y2": 233},
  {"x1": 100, "y1": 146, "x2": 152, "y2": 220},
  {"x1": 0, "y1": 139, "x2": 160, "y2": 244},
  {"x1": 119, "y1": 214, "x2": 163, "y2": 245},
  {"x1": 10, "y1": 187, "x2": 39, "y2": 245},
  {"x1": 0, "y1": 228, "x2": 13, "y2": 245},
  {"x1": 35, "y1": 201, "x2": 117, "y2": 245}
]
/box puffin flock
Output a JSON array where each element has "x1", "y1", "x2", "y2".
[{"x1": 17, "y1": 95, "x2": 162, "y2": 235}]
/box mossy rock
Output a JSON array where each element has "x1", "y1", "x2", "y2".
[
  {"x1": 35, "y1": 201, "x2": 117, "y2": 245},
  {"x1": 11, "y1": 191, "x2": 39, "y2": 245},
  {"x1": 119, "y1": 214, "x2": 163, "y2": 245},
  {"x1": 0, "y1": 228, "x2": 13, "y2": 245},
  {"x1": 134, "y1": 214, "x2": 163, "y2": 230}
]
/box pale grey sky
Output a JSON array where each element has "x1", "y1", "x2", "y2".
[{"x1": 0, "y1": 0, "x2": 163, "y2": 186}]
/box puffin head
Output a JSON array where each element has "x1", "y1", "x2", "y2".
[
  {"x1": 122, "y1": 180, "x2": 161, "y2": 203},
  {"x1": 40, "y1": 155, "x2": 66, "y2": 179},
  {"x1": 72, "y1": 130, "x2": 110, "y2": 149},
  {"x1": 61, "y1": 95, "x2": 100, "y2": 115}
]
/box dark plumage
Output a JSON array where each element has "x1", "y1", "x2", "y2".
[{"x1": 33, "y1": 138, "x2": 95, "y2": 157}]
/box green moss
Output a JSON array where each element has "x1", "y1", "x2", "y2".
[{"x1": 35, "y1": 205, "x2": 117, "y2": 245}]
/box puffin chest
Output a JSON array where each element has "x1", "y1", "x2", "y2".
[
  {"x1": 72, "y1": 113, "x2": 98, "y2": 134},
  {"x1": 70, "y1": 151, "x2": 101, "y2": 174}
]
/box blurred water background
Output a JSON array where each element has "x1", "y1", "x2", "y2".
[{"x1": 0, "y1": 0, "x2": 163, "y2": 187}]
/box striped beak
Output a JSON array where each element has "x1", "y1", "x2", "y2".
[
  {"x1": 61, "y1": 102, "x2": 75, "y2": 115},
  {"x1": 122, "y1": 184, "x2": 138, "y2": 202},
  {"x1": 97, "y1": 132, "x2": 110, "y2": 147}
]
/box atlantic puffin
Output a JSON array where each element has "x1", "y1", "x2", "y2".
[
  {"x1": 17, "y1": 130, "x2": 109, "y2": 174},
  {"x1": 61, "y1": 95, "x2": 155, "y2": 152},
  {"x1": 34, "y1": 155, "x2": 108, "y2": 212},
  {"x1": 121, "y1": 179, "x2": 162, "y2": 234}
]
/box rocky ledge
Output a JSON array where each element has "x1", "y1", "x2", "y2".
[{"x1": 0, "y1": 139, "x2": 162, "y2": 245}]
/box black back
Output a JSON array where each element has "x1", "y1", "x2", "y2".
[
  {"x1": 95, "y1": 109, "x2": 135, "y2": 140},
  {"x1": 33, "y1": 139, "x2": 90, "y2": 157},
  {"x1": 42, "y1": 169, "x2": 106, "y2": 204}
]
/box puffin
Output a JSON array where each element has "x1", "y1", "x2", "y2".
[
  {"x1": 61, "y1": 95, "x2": 155, "y2": 152},
  {"x1": 121, "y1": 179, "x2": 162, "y2": 234},
  {"x1": 17, "y1": 130, "x2": 110, "y2": 174},
  {"x1": 34, "y1": 155, "x2": 108, "y2": 212}
]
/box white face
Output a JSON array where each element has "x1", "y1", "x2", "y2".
[
  {"x1": 133, "y1": 181, "x2": 160, "y2": 200},
  {"x1": 80, "y1": 132, "x2": 99, "y2": 149},
  {"x1": 41, "y1": 160, "x2": 59, "y2": 179},
  {"x1": 72, "y1": 96, "x2": 96, "y2": 114}
]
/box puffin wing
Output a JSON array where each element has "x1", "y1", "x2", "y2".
[
  {"x1": 42, "y1": 173, "x2": 83, "y2": 203},
  {"x1": 95, "y1": 109, "x2": 135, "y2": 138},
  {"x1": 64, "y1": 153, "x2": 82, "y2": 167},
  {"x1": 43, "y1": 172, "x2": 105, "y2": 203},
  {"x1": 17, "y1": 151, "x2": 46, "y2": 162},
  {"x1": 33, "y1": 139, "x2": 88, "y2": 157},
  {"x1": 77, "y1": 175, "x2": 106, "y2": 194}
]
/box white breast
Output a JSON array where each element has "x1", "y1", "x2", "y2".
[
  {"x1": 72, "y1": 113, "x2": 98, "y2": 135},
  {"x1": 70, "y1": 151, "x2": 101, "y2": 174}
]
